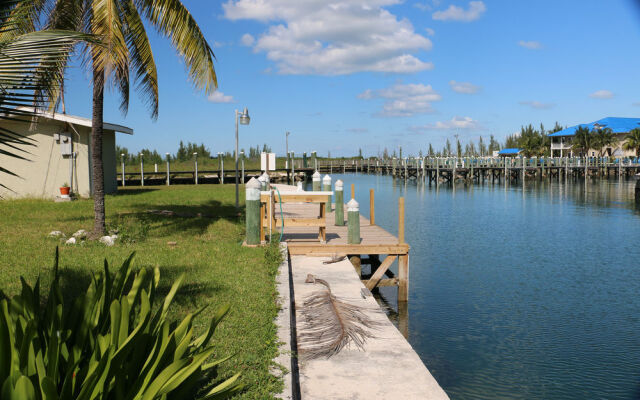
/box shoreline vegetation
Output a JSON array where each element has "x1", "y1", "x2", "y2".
[{"x1": 0, "y1": 185, "x2": 284, "y2": 399}]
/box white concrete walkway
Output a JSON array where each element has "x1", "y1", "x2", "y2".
[{"x1": 291, "y1": 255, "x2": 449, "y2": 399}]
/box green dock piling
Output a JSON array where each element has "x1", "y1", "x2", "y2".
[
  {"x1": 347, "y1": 198, "x2": 361, "y2": 244},
  {"x1": 335, "y1": 179, "x2": 344, "y2": 226},
  {"x1": 323, "y1": 174, "x2": 332, "y2": 210},
  {"x1": 312, "y1": 171, "x2": 321, "y2": 191},
  {"x1": 245, "y1": 178, "x2": 261, "y2": 246}
]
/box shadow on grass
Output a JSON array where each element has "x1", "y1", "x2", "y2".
[
  {"x1": 114, "y1": 188, "x2": 160, "y2": 196},
  {"x1": 52, "y1": 262, "x2": 223, "y2": 313}
]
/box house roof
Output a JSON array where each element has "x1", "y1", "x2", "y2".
[
  {"x1": 13, "y1": 107, "x2": 133, "y2": 135},
  {"x1": 548, "y1": 117, "x2": 640, "y2": 137},
  {"x1": 498, "y1": 148, "x2": 522, "y2": 155}
]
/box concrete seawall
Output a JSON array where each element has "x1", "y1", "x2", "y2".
[{"x1": 274, "y1": 245, "x2": 448, "y2": 399}]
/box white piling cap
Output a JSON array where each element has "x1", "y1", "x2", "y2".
[
  {"x1": 347, "y1": 198, "x2": 359, "y2": 212},
  {"x1": 323, "y1": 174, "x2": 332, "y2": 184},
  {"x1": 246, "y1": 177, "x2": 261, "y2": 189},
  {"x1": 260, "y1": 172, "x2": 270, "y2": 182},
  {"x1": 312, "y1": 171, "x2": 321, "y2": 180},
  {"x1": 257, "y1": 174, "x2": 266, "y2": 182},
  {"x1": 335, "y1": 179, "x2": 343, "y2": 190}
]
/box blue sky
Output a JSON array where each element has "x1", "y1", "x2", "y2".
[{"x1": 63, "y1": 0, "x2": 640, "y2": 157}]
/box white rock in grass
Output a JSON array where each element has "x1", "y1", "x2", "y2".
[
  {"x1": 72, "y1": 229, "x2": 87, "y2": 239},
  {"x1": 65, "y1": 237, "x2": 76, "y2": 245},
  {"x1": 49, "y1": 231, "x2": 65, "y2": 238},
  {"x1": 100, "y1": 236, "x2": 115, "y2": 246}
]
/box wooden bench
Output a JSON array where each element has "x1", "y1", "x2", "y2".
[{"x1": 260, "y1": 190, "x2": 333, "y2": 243}]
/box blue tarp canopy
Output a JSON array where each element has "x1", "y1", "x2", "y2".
[
  {"x1": 548, "y1": 117, "x2": 640, "y2": 137},
  {"x1": 498, "y1": 148, "x2": 521, "y2": 155}
]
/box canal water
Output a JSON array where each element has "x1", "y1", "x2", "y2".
[{"x1": 317, "y1": 174, "x2": 640, "y2": 400}]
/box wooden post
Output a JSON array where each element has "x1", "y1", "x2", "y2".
[
  {"x1": 369, "y1": 189, "x2": 375, "y2": 225},
  {"x1": 303, "y1": 152, "x2": 308, "y2": 168},
  {"x1": 312, "y1": 171, "x2": 321, "y2": 191},
  {"x1": 312, "y1": 151, "x2": 317, "y2": 170},
  {"x1": 166, "y1": 153, "x2": 170, "y2": 186},
  {"x1": 335, "y1": 179, "x2": 344, "y2": 226},
  {"x1": 290, "y1": 152, "x2": 295, "y2": 184},
  {"x1": 351, "y1": 183, "x2": 355, "y2": 199},
  {"x1": 245, "y1": 178, "x2": 261, "y2": 245},
  {"x1": 347, "y1": 199, "x2": 361, "y2": 244},
  {"x1": 140, "y1": 155, "x2": 144, "y2": 186},
  {"x1": 323, "y1": 174, "x2": 332, "y2": 210},
  {"x1": 398, "y1": 254, "x2": 409, "y2": 302},
  {"x1": 398, "y1": 196, "x2": 405, "y2": 244},
  {"x1": 194, "y1": 153, "x2": 198, "y2": 184},
  {"x1": 121, "y1": 155, "x2": 125, "y2": 187}
]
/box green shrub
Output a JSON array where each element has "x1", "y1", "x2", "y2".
[{"x1": 0, "y1": 248, "x2": 242, "y2": 399}]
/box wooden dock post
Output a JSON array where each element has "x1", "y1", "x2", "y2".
[
  {"x1": 323, "y1": 174, "x2": 332, "y2": 209},
  {"x1": 370, "y1": 189, "x2": 375, "y2": 225},
  {"x1": 245, "y1": 178, "x2": 261, "y2": 246},
  {"x1": 312, "y1": 171, "x2": 321, "y2": 191},
  {"x1": 303, "y1": 152, "x2": 308, "y2": 168},
  {"x1": 398, "y1": 197, "x2": 408, "y2": 301},
  {"x1": 166, "y1": 153, "x2": 170, "y2": 186},
  {"x1": 335, "y1": 179, "x2": 344, "y2": 226},
  {"x1": 351, "y1": 183, "x2": 355, "y2": 199},
  {"x1": 290, "y1": 152, "x2": 295, "y2": 184},
  {"x1": 140, "y1": 154, "x2": 144, "y2": 186},
  {"x1": 121, "y1": 154, "x2": 125, "y2": 187},
  {"x1": 312, "y1": 151, "x2": 317, "y2": 170},
  {"x1": 347, "y1": 198, "x2": 361, "y2": 244}
]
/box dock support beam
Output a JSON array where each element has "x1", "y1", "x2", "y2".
[{"x1": 398, "y1": 197, "x2": 408, "y2": 302}]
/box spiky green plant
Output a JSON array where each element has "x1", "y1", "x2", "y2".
[
  {"x1": 571, "y1": 126, "x2": 593, "y2": 156},
  {"x1": 0, "y1": 248, "x2": 242, "y2": 399},
  {"x1": 592, "y1": 127, "x2": 618, "y2": 157}
]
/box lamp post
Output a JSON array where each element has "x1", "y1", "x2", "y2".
[{"x1": 235, "y1": 107, "x2": 250, "y2": 209}]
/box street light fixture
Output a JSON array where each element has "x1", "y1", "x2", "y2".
[{"x1": 235, "y1": 107, "x2": 250, "y2": 210}]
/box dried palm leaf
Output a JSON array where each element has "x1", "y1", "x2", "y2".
[
  {"x1": 298, "y1": 274, "x2": 381, "y2": 360},
  {"x1": 322, "y1": 254, "x2": 346, "y2": 264}
]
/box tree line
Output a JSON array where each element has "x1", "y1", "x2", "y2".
[{"x1": 116, "y1": 142, "x2": 273, "y2": 165}]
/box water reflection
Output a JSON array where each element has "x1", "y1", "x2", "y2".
[{"x1": 327, "y1": 173, "x2": 640, "y2": 400}]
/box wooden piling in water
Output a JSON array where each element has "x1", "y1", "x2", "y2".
[
  {"x1": 335, "y1": 179, "x2": 344, "y2": 226},
  {"x1": 370, "y1": 189, "x2": 375, "y2": 225}
]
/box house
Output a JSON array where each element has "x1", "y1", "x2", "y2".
[
  {"x1": 496, "y1": 148, "x2": 523, "y2": 157},
  {"x1": 548, "y1": 117, "x2": 640, "y2": 157},
  {"x1": 0, "y1": 110, "x2": 133, "y2": 198}
]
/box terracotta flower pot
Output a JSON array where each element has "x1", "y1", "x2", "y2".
[{"x1": 60, "y1": 187, "x2": 70, "y2": 196}]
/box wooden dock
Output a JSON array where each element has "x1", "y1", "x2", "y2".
[{"x1": 267, "y1": 184, "x2": 410, "y2": 301}]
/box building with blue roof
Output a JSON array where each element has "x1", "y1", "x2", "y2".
[{"x1": 549, "y1": 117, "x2": 640, "y2": 157}]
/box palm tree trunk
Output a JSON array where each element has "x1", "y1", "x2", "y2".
[{"x1": 91, "y1": 64, "x2": 106, "y2": 236}]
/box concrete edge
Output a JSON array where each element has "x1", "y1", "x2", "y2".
[{"x1": 273, "y1": 242, "x2": 297, "y2": 399}]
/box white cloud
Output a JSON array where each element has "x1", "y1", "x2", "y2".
[
  {"x1": 223, "y1": 0, "x2": 433, "y2": 75},
  {"x1": 208, "y1": 91, "x2": 235, "y2": 103},
  {"x1": 590, "y1": 90, "x2": 614, "y2": 99},
  {"x1": 241, "y1": 33, "x2": 255, "y2": 46},
  {"x1": 449, "y1": 80, "x2": 481, "y2": 94},
  {"x1": 432, "y1": 1, "x2": 486, "y2": 22},
  {"x1": 411, "y1": 116, "x2": 480, "y2": 131},
  {"x1": 519, "y1": 100, "x2": 555, "y2": 110},
  {"x1": 425, "y1": 27, "x2": 435, "y2": 36},
  {"x1": 358, "y1": 83, "x2": 441, "y2": 117},
  {"x1": 518, "y1": 40, "x2": 542, "y2": 50}
]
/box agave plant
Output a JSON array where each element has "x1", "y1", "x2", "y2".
[{"x1": 0, "y1": 248, "x2": 243, "y2": 399}]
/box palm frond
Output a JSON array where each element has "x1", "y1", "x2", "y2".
[
  {"x1": 134, "y1": 0, "x2": 217, "y2": 94},
  {"x1": 298, "y1": 274, "x2": 381, "y2": 360},
  {"x1": 0, "y1": 29, "x2": 98, "y2": 183},
  {"x1": 90, "y1": 0, "x2": 130, "y2": 84},
  {"x1": 122, "y1": 0, "x2": 157, "y2": 117}
]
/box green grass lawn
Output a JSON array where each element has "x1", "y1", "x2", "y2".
[{"x1": 0, "y1": 185, "x2": 283, "y2": 399}]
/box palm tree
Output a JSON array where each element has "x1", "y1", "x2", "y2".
[
  {"x1": 592, "y1": 127, "x2": 618, "y2": 157},
  {"x1": 42, "y1": 0, "x2": 217, "y2": 236},
  {"x1": 571, "y1": 126, "x2": 593, "y2": 156},
  {"x1": 623, "y1": 128, "x2": 640, "y2": 157},
  {"x1": 0, "y1": 0, "x2": 96, "y2": 190}
]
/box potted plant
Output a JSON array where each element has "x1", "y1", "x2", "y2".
[{"x1": 60, "y1": 182, "x2": 70, "y2": 197}]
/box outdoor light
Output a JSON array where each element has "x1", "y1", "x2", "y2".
[
  {"x1": 239, "y1": 107, "x2": 250, "y2": 125},
  {"x1": 235, "y1": 107, "x2": 251, "y2": 209}
]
